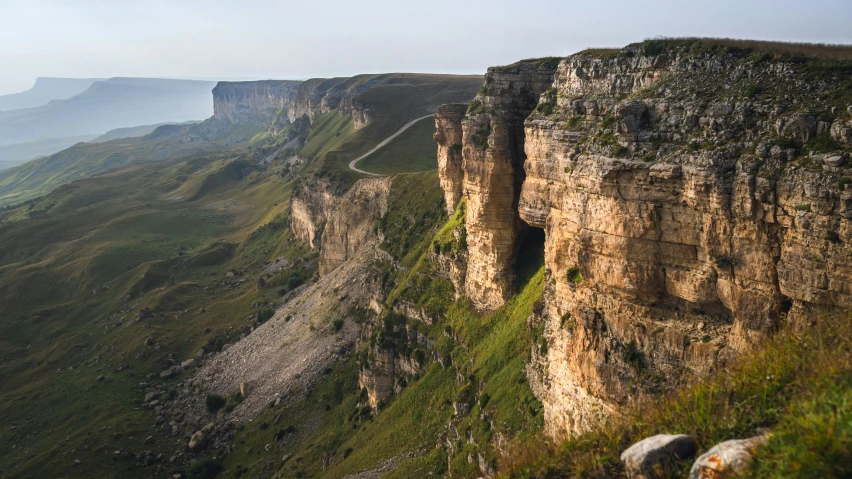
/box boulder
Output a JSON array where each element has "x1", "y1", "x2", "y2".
[
  {"x1": 689, "y1": 435, "x2": 768, "y2": 479},
  {"x1": 240, "y1": 382, "x2": 250, "y2": 397},
  {"x1": 824, "y1": 155, "x2": 846, "y2": 167},
  {"x1": 180, "y1": 359, "x2": 196, "y2": 370},
  {"x1": 160, "y1": 369, "x2": 173, "y2": 378},
  {"x1": 620, "y1": 434, "x2": 698, "y2": 479},
  {"x1": 188, "y1": 431, "x2": 205, "y2": 450}
]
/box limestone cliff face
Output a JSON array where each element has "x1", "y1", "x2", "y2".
[
  {"x1": 459, "y1": 60, "x2": 560, "y2": 309},
  {"x1": 290, "y1": 182, "x2": 334, "y2": 250},
  {"x1": 358, "y1": 327, "x2": 434, "y2": 408},
  {"x1": 290, "y1": 177, "x2": 391, "y2": 276},
  {"x1": 439, "y1": 46, "x2": 852, "y2": 439},
  {"x1": 434, "y1": 104, "x2": 467, "y2": 215},
  {"x1": 319, "y1": 178, "x2": 392, "y2": 275},
  {"x1": 212, "y1": 81, "x2": 302, "y2": 122},
  {"x1": 215, "y1": 76, "x2": 373, "y2": 134}
]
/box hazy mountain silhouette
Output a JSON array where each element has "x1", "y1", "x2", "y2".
[
  {"x1": 0, "y1": 78, "x2": 216, "y2": 147},
  {"x1": 0, "y1": 77, "x2": 102, "y2": 111}
]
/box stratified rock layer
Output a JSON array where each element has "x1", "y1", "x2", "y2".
[
  {"x1": 212, "y1": 81, "x2": 302, "y2": 122},
  {"x1": 434, "y1": 104, "x2": 468, "y2": 215},
  {"x1": 439, "y1": 47, "x2": 852, "y2": 439},
  {"x1": 460, "y1": 60, "x2": 559, "y2": 309},
  {"x1": 291, "y1": 178, "x2": 391, "y2": 276}
]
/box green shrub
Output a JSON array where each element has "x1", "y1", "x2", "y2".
[
  {"x1": 206, "y1": 394, "x2": 226, "y2": 413},
  {"x1": 566, "y1": 266, "x2": 582, "y2": 284},
  {"x1": 287, "y1": 272, "x2": 305, "y2": 290},
  {"x1": 807, "y1": 131, "x2": 842, "y2": 153},
  {"x1": 333, "y1": 319, "x2": 345, "y2": 331},
  {"x1": 745, "y1": 84, "x2": 763, "y2": 98},
  {"x1": 622, "y1": 340, "x2": 643, "y2": 368},
  {"x1": 257, "y1": 308, "x2": 275, "y2": 323},
  {"x1": 186, "y1": 457, "x2": 222, "y2": 479}
]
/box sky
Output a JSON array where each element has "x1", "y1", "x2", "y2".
[{"x1": 1, "y1": 0, "x2": 852, "y2": 95}]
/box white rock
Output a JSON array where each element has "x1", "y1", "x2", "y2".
[
  {"x1": 689, "y1": 435, "x2": 768, "y2": 479},
  {"x1": 188, "y1": 431, "x2": 204, "y2": 450},
  {"x1": 621, "y1": 434, "x2": 697, "y2": 479},
  {"x1": 824, "y1": 155, "x2": 846, "y2": 167}
]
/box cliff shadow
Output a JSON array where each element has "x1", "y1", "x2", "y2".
[{"x1": 513, "y1": 226, "x2": 545, "y2": 293}]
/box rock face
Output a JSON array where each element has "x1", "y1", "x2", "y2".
[
  {"x1": 458, "y1": 59, "x2": 560, "y2": 309},
  {"x1": 318, "y1": 178, "x2": 392, "y2": 275},
  {"x1": 434, "y1": 104, "x2": 468, "y2": 215},
  {"x1": 358, "y1": 347, "x2": 395, "y2": 408},
  {"x1": 438, "y1": 45, "x2": 852, "y2": 439},
  {"x1": 212, "y1": 81, "x2": 302, "y2": 122},
  {"x1": 213, "y1": 76, "x2": 374, "y2": 131},
  {"x1": 291, "y1": 177, "x2": 391, "y2": 276}
]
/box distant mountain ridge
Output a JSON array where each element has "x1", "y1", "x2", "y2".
[
  {"x1": 0, "y1": 77, "x2": 102, "y2": 111},
  {"x1": 0, "y1": 77, "x2": 217, "y2": 147}
]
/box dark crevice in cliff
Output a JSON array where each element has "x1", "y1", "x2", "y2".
[{"x1": 514, "y1": 226, "x2": 545, "y2": 293}]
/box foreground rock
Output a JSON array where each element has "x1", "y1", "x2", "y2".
[
  {"x1": 620, "y1": 434, "x2": 697, "y2": 479},
  {"x1": 689, "y1": 435, "x2": 768, "y2": 478}
]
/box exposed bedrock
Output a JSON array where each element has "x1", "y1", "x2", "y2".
[
  {"x1": 290, "y1": 177, "x2": 392, "y2": 276},
  {"x1": 434, "y1": 104, "x2": 468, "y2": 216},
  {"x1": 459, "y1": 60, "x2": 559, "y2": 309},
  {"x1": 212, "y1": 80, "x2": 302, "y2": 122},
  {"x1": 440, "y1": 48, "x2": 852, "y2": 439}
]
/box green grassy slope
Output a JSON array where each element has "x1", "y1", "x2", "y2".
[
  {"x1": 504, "y1": 313, "x2": 852, "y2": 478},
  {"x1": 0, "y1": 118, "x2": 267, "y2": 207},
  {"x1": 209, "y1": 174, "x2": 545, "y2": 479},
  {"x1": 303, "y1": 74, "x2": 481, "y2": 186},
  {"x1": 0, "y1": 149, "x2": 314, "y2": 478},
  {"x1": 356, "y1": 117, "x2": 438, "y2": 174}
]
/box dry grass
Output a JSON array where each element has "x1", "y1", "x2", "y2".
[
  {"x1": 500, "y1": 312, "x2": 852, "y2": 478},
  {"x1": 632, "y1": 37, "x2": 852, "y2": 61}
]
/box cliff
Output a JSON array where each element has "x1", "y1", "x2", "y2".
[
  {"x1": 436, "y1": 42, "x2": 852, "y2": 439},
  {"x1": 290, "y1": 177, "x2": 392, "y2": 276},
  {"x1": 216, "y1": 75, "x2": 379, "y2": 131},
  {"x1": 453, "y1": 59, "x2": 560, "y2": 309},
  {"x1": 212, "y1": 80, "x2": 301, "y2": 122}
]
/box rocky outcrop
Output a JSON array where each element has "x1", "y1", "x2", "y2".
[
  {"x1": 319, "y1": 177, "x2": 392, "y2": 275},
  {"x1": 359, "y1": 325, "x2": 434, "y2": 407},
  {"x1": 212, "y1": 80, "x2": 301, "y2": 122},
  {"x1": 290, "y1": 177, "x2": 391, "y2": 276},
  {"x1": 458, "y1": 59, "x2": 560, "y2": 309},
  {"x1": 434, "y1": 104, "x2": 468, "y2": 215},
  {"x1": 438, "y1": 45, "x2": 852, "y2": 440},
  {"x1": 358, "y1": 348, "x2": 395, "y2": 408},
  {"x1": 290, "y1": 181, "x2": 334, "y2": 250}
]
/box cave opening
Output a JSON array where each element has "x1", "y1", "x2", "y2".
[{"x1": 513, "y1": 226, "x2": 546, "y2": 293}]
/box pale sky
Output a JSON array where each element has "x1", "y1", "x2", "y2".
[{"x1": 1, "y1": 0, "x2": 851, "y2": 95}]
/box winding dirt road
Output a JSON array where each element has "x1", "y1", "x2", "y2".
[{"x1": 348, "y1": 114, "x2": 433, "y2": 175}]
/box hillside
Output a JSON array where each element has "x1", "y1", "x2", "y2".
[
  {"x1": 1, "y1": 38, "x2": 851, "y2": 479},
  {"x1": 0, "y1": 77, "x2": 101, "y2": 111}
]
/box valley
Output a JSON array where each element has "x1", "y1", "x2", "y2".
[{"x1": 0, "y1": 38, "x2": 851, "y2": 479}]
